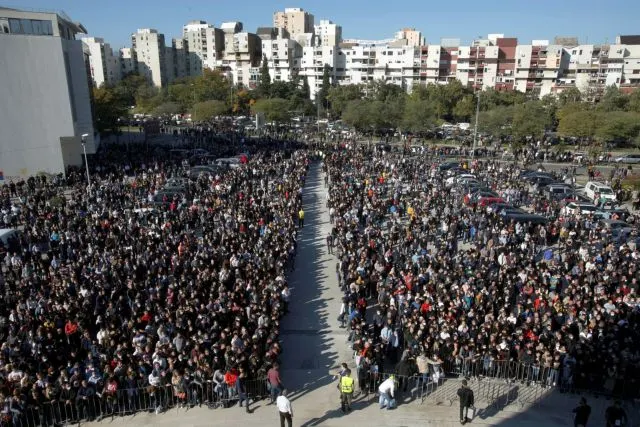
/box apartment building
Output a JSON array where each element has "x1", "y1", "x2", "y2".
[
  {"x1": 273, "y1": 8, "x2": 314, "y2": 39},
  {"x1": 220, "y1": 22, "x2": 261, "y2": 87},
  {"x1": 514, "y1": 42, "x2": 568, "y2": 97},
  {"x1": 131, "y1": 28, "x2": 167, "y2": 87},
  {"x1": 396, "y1": 28, "x2": 424, "y2": 47},
  {"x1": 119, "y1": 47, "x2": 137, "y2": 75},
  {"x1": 314, "y1": 19, "x2": 342, "y2": 47},
  {"x1": 81, "y1": 37, "x2": 122, "y2": 87},
  {"x1": 0, "y1": 7, "x2": 96, "y2": 180},
  {"x1": 257, "y1": 27, "x2": 302, "y2": 83}
]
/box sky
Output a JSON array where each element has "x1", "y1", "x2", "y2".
[{"x1": 9, "y1": 0, "x2": 640, "y2": 49}]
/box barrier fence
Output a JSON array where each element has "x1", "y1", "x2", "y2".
[{"x1": 1, "y1": 378, "x2": 269, "y2": 427}]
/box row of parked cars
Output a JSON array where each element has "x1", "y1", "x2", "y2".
[{"x1": 440, "y1": 163, "x2": 637, "y2": 238}]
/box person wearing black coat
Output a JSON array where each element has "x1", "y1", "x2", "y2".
[
  {"x1": 572, "y1": 397, "x2": 591, "y2": 427},
  {"x1": 456, "y1": 380, "x2": 475, "y2": 425}
]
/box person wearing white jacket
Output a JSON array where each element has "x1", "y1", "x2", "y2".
[{"x1": 378, "y1": 375, "x2": 396, "y2": 409}]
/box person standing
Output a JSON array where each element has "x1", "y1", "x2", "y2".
[
  {"x1": 326, "y1": 232, "x2": 333, "y2": 254},
  {"x1": 339, "y1": 369, "x2": 354, "y2": 413},
  {"x1": 605, "y1": 401, "x2": 627, "y2": 427},
  {"x1": 298, "y1": 208, "x2": 305, "y2": 228},
  {"x1": 276, "y1": 390, "x2": 293, "y2": 427},
  {"x1": 267, "y1": 363, "x2": 284, "y2": 404},
  {"x1": 572, "y1": 397, "x2": 591, "y2": 427},
  {"x1": 457, "y1": 379, "x2": 475, "y2": 425}
]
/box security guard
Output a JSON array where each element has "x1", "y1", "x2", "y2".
[{"x1": 339, "y1": 369, "x2": 354, "y2": 413}]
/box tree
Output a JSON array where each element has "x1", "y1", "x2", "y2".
[
  {"x1": 511, "y1": 101, "x2": 551, "y2": 142},
  {"x1": 258, "y1": 55, "x2": 271, "y2": 97},
  {"x1": 478, "y1": 105, "x2": 514, "y2": 138},
  {"x1": 557, "y1": 110, "x2": 599, "y2": 141},
  {"x1": 327, "y1": 84, "x2": 364, "y2": 119},
  {"x1": 316, "y1": 64, "x2": 333, "y2": 108},
  {"x1": 597, "y1": 86, "x2": 628, "y2": 112},
  {"x1": 92, "y1": 86, "x2": 127, "y2": 133},
  {"x1": 627, "y1": 90, "x2": 640, "y2": 113},
  {"x1": 402, "y1": 98, "x2": 435, "y2": 133},
  {"x1": 595, "y1": 111, "x2": 640, "y2": 143},
  {"x1": 154, "y1": 102, "x2": 181, "y2": 117},
  {"x1": 342, "y1": 100, "x2": 372, "y2": 131},
  {"x1": 453, "y1": 95, "x2": 476, "y2": 122},
  {"x1": 557, "y1": 87, "x2": 582, "y2": 107},
  {"x1": 252, "y1": 98, "x2": 291, "y2": 123},
  {"x1": 113, "y1": 73, "x2": 150, "y2": 106},
  {"x1": 191, "y1": 100, "x2": 228, "y2": 121}
]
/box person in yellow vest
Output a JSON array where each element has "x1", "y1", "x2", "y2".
[
  {"x1": 298, "y1": 208, "x2": 305, "y2": 229},
  {"x1": 339, "y1": 369, "x2": 354, "y2": 413}
]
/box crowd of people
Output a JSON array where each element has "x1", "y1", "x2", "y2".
[
  {"x1": 0, "y1": 138, "x2": 308, "y2": 424},
  {"x1": 325, "y1": 145, "x2": 640, "y2": 400}
]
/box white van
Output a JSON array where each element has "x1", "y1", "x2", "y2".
[{"x1": 584, "y1": 181, "x2": 616, "y2": 203}]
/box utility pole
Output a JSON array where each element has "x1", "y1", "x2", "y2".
[{"x1": 471, "y1": 40, "x2": 481, "y2": 161}]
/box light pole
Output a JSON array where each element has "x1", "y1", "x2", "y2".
[
  {"x1": 471, "y1": 42, "x2": 482, "y2": 161},
  {"x1": 81, "y1": 133, "x2": 91, "y2": 194}
]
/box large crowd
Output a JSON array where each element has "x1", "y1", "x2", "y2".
[
  {"x1": 0, "y1": 138, "x2": 308, "y2": 424},
  {"x1": 1, "y1": 135, "x2": 639, "y2": 425},
  {"x1": 326, "y1": 145, "x2": 640, "y2": 399}
]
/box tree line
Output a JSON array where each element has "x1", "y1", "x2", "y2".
[{"x1": 92, "y1": 63, "x2": 640, "y2": 148}]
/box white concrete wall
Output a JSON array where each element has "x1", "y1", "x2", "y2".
[{"x1": 0, "y1": 35, "x2": 93, "y2": 179}]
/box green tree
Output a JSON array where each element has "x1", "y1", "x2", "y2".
[
  {"x1": 453, "y1": 95, "x2": 476, "y2": 122},
  {"x1": 327, "y1": 84, "x2": 364, "y2": 119},
  {"x1": 342, "y1": 100, "x2": 372, "y2": 131},
  {"x1": 557, "y1": 87, "x2": 582, "y2": 107},
  {"x1": 258, "y1": 55, "x2": 271, "y2": 97},
  {"x1": 595, "y1": 111, "x2": 640, "y2": 143},
  {"x1": 557, "y1": 110, "x2": 599, "y2": 141},
  {"x1": 92, "y1": 86, "x2": 127, "y2": 133},
  {"x1": 597, "y1": 86, "x2": 628, "y2": 112},
  {"x1": 316, "y1": 64, "x2": 333, "y2": 109},
  {"x1": 154, "y1": 102, "x2": 181, "y2": 117},
  {"x1": 252, "y1": 98, "x2": 291, "y2": 123},
  {"x1": 113, "y1": 73, "x2": 150, "y2": 106},
  {"x1": 627, "y1": 90, "x2": 640, "y2": 113},
  {"x1": 402, "y1": 98, "x2": 435, "y2": 133},
  {"x1": 478, "y1": 105, "x2": 514, "y2": 138},
  {"x1": 191, "y1": 100, "x2": 228, "y2": 121},
  {"x1": 511, "y1": 101, "x2": 551, "y2": 141}
]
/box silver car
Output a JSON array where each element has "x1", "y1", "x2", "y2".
[{"x1": 615, "y1": 154, "x2": 640, "y2": 164}]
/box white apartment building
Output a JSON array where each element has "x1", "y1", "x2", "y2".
[
  {"x1": 514, "y1": 42, "x2": 567, "y2": 97},
  {"x1": 0, "y1": 7, "x2": 96, "y2": 180},
  {"x1": 258, "y1": 27, "x2": 302, "y2": 83},
  {"x1": 82, "y1": 37, "x2": 121, "y2": 87},
  {"x1": 131, "y1": 28, "x2": 167, "y2": 87},
  {"x1": 273, "y1": 8, "x2": 314, "y2": 39},
  {"x1": 299, "y1": 45, "x2": 346, "y2": 98},
  {"x1": 220, "y1": 22, "x2": 261, "y2": 87},
  {"x1": 119, "y1": 47, "x2": 137, "y2": 75},
  {"x1": 314, "y1": 19, "x2": 342, "y2": 47}
]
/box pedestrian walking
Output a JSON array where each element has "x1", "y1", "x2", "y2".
[
  {"x1": 572, "y1": 397, "x2": 591, "y2": 427},
  {"x1": 267, "y1": 363, "x2": 284, "y2": 404},
  {"x1": 276, "y1": 390, "x2": 293, "y2": 427},
  {"x1": 457, "y1": 379, "x2": 475, "y2": 425},
  {"x1": 339, "y1": 369, "x2": 354, "y2": 413}
]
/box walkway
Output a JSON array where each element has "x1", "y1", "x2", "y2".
[{"x1": 83, "y1": 162, "x2": 600, "y2": 426}]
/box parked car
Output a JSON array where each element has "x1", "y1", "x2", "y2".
[
  {"x1": 614, "y1": 154, "x2": 640, "y2": 164},
  {"x1": 584, "y1": 181, "x2": 617, "y2": 202},
  {"x1": 561, "y1": 202, "x2": 598, "y2": 216}
]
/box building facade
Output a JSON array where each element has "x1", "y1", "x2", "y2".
[
  {"x1": 0, "y1": 7, "x2": 96, "y2": 180},
  {"x1": 314, "y1": 19, "x2": 342, "y2": 47},
  {"x1": 131, "y1": 28, "x2": 167, "y2": 87},
  {"x1": 273, "y1": 8, "x2": 314, "y2": 39},
  {"x1": 81, "y1": 37, "x2": 121, "y2": 87}
]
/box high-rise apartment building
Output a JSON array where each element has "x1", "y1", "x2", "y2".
[
  {"x1": 119, "y1": 47, "x2": 137, "y2": 75},
  {"x1": 396, "y1": 28, "x2": 424, "y2": 47},
  {"x1": 82, "y1": 37, "x2": 122, "y2": 87},
  {"x1": 0, "y1": 7, "x2": 96, "y2": 179},
  {"x1": 258, "y1": 27, "x2": 302, "y2": 83},
  {"x1": 273, "y1": 8, "x2": 314, "y2": 39},
  {"x1": 220, "y1": 22, "x2": 262, "y2": 87},
  {"x1": 131, "y1": 28, "x2": 167, "y2": 87},
  {"x1": 314, "y1": 19, "x2": 342, "y2": 47}
]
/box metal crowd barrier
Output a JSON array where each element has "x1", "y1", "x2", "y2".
[{"x1": 1, "y1": 379, "x2": 269, "y2": 427}]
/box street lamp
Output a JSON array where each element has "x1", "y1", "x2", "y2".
[{"x1": 81, "y1": 133, "x2": 91, "y2": 194}]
